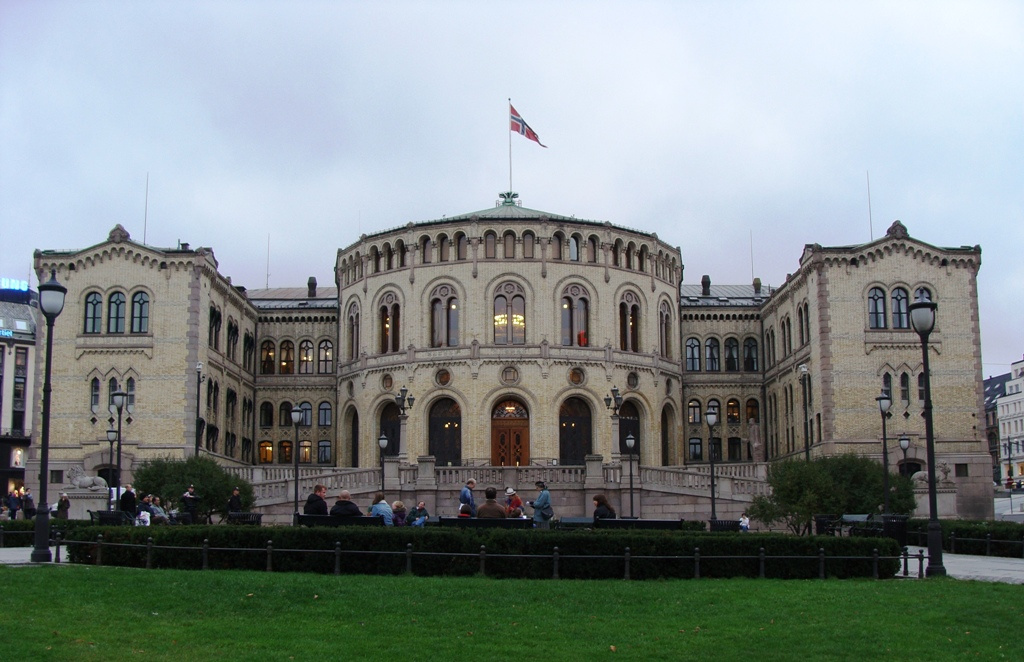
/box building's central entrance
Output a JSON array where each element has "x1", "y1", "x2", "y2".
[{"x1": 491, "y1": 399, "x2": 530, "y2": 466}]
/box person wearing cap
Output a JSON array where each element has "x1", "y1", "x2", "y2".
[
  {"x1": 55, "y1": 493, "x2": 71, "y2": 520},
  {"x1": 504, "y1": 487, "x2": 524, "y2": 516},
  {"x1": 227, "y1": 486, "x2": 244, "y2": 513},
  {"x1": 181, "y1": 484, "x2": 201, "y2": 524},
  {"x1": 527, "y1": 481, "x2": 553, "y2": 528}
]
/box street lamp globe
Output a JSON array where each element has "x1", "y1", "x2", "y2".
[{"x1": 38, "y1": 270, "x2": 68, "y2": 318}]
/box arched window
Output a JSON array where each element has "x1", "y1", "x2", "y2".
[
  {"x1": 705, "y1": 338, "x2": 721, "y2": 372},
  {"x1": 743, "y1": 338, "x2": 759, "y2": 372},
  {"x1": 685, "y1": 338, "x2": 700, "y2": 371},
  {"x1": 279, "y1": 402, "x2": 294, "y2": 427},
  {"x1": 724, "y1": 338, "x2": 740, "y2": 371},
  {"x1": 551, "y1": 232, "x2": 564, "y2": 261},
  {"x1": 318, "y1": 401, "x2": 332, "y2": 427},
  {"x1": 318, "y1": 340, "x2": 334, "y2": 374},
  {"x1": 900, "y1": 372, "x2": 910, "y2": 403},
  {"x1": 347, "y1": 303, "x2": 360, "y2": 360},
  {"x1": 107, "y1": 292, "x2": 126, "y2": 334},
  {"x1": 882, "y1": 373, "x2": 892, "y2": 399},
  {"x1": 278, "y1": 440, "x2": 292, "y2": 464},
  {"x1": 298, "y1": 340, "x2": 314, "y2": 374},
  {"x1": 84, "y1": 292, "x2": 102, "y2": 334},
  {"x1": 90, "y1": 377, "x2": 100, "y2": 412},
  {"x1": 259, "y1": 402, "x2": 274, "y2": 427},
  {"x1": 107, "y1": 377, "x2": 119, "y2": 409},
  {"x1": 429, "y1": 398, "x2": 462, "y2": 467},
  {"x1": 746, "y1": 399, "x2": 760, "y2": 424},
  {"x1": 126, "y1": 377, "x2": 136, "y2": 412},
  {"x1": 493, "y1": 283, "x2": 526, "y2": 345},
  {"x1": 568, "y1": 235, "x2": 580, "y2": 262},
  {"x1": 299, "y1": 401, "x2": 313, "y2": 426},
  {"x1": 522, "y1": 232, "x2": 535, "y2": 259},
  {"x1": 130, "y1": 292, "x2": 149, "y2": 333},
  {"x1": 707, "y1": 399, "x2": 721, "y2": 461},
  {"x1": 299, "y1": 439, "x2": 312, "y2": 463},
  {"x1": 868, "y1": 287, "x2": 887, "y2": 329},
  {"x1": 727, "y1": 398, "x2": 741, "y2": 424},
  {"x1": 586, "y1": 236, "x2": 598, "y2": 262},
  {"x1": 559, "y1": 397, "x2": 592, "y2": 465},
  {"x1": 688, "y1": 399, "x2": 702, "y2": 424},
  {"x1": 384, "y1": 244, "x2": 394, "y2": 270},
  {"x1": 891, "y1": 287, "x2": 909, "y2": 329},
  {"x1": 659, "y1": 301, "x2": 672, "y2": 357},
  {"x1": 279, "y1": 340, "x2": 295, "y2": 375},
  {"x1": 918, "y1": 372, "x2": 925, "y2": 400},
  {"x1": 456, "y1": 233, "x2": 468, "y2": 260},
  {"x1": 260, "y1": 341, "x2": 275, "y2": 374},
  {"x1": 430, "y1": 285, "x2": 459, "y2": 347},
  {"x1": 378, "y1": 294, "x2": 400, "y2": 353},
  {"x1": 420, "y1": 236, "x2": 432, "y2": 264},
  {"x1": 438, "y1": 235, "x2": 450, "y2": 262},
  {"x1": 618, "y1": 292, "x2": 641, "y2": 352},
  {"x1": 259, "y1": 441, "x2": 273, "y2": 463},
  {"x1": 617, "y1": 400, "x2": 640, "y2": 459},
  {"x1": 503, "y1": 232, "x2": 516, "y2": 259},
  {"x1": 797, "y1": 306, "x2": 805, "y2": 345},
  {"x1": 317, "y1": 440, "x2": 331, "y2": 464},
  {"x1": 560, "y1": 285, "x2": 590, "y2": 347},
  {"x1": 484, "y1": 231, "x2": 497, "y2": 259}
]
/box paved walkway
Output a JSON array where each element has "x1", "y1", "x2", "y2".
[{"x1": 1, "y1": 543, "x2": 1022, "y2": 583}]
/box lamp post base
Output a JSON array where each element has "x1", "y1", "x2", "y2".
[
  {"x1": 31, "y1": 512, "x2": 53, "y2": 563},
  {"x1": 925, "y1": 520, "x2": 946, "y2": 577}
]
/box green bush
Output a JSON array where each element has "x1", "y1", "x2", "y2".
[
  {"x1": 1, "y1": 518, "x2": 97, "y2": 547},
  {"x1": 62, "y1": 525, "x2": 900, "y2": 579},
  {"x1": 907, "y1": 518, "x2": 1024, "y2": 558}
]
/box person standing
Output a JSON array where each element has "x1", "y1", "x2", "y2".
[
  {"x1": 181, "y1": 484, "x2": 201, "y2": 524},
  {"x1": 6, "y1": 491, "x2": 19, "y2": 520},
  {"x1": 55, "y1": 493, "x2": 71, "y2": 520},
  {"x1": 303, "y1": 484, "x2": 329, "y2": 515},
  {"x1": 227, "y1": 487, "x2": 243, "y2": 513},
  {"x1": 739, "y1": 513, "x2": 750, "y2": 532},
  {"x1": 120, "y1": 484, "x2": 137, "y2": 518},
  {"x1": 527, "y1": 481, "x2": 553, "y2": 528},
  {"x1": 22, "y1": 487, "x2": 36, "y2": 520},
  {"x1": 477, "y1": 487, "x2": 506, "y2": 518},
  {"x1": 592, "y1": 494, "x2": 616, "y2": 522},
  {"x1": 459, "y1": 478, "x2": 477, "y2": 517},
  {"x1": 504, "y1": 487, "x2": 524, "y2": 516}
]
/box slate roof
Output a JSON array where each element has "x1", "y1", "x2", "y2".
[
  {"x1": 984, "y1": 373, "x2": 1012, "y2": 410},
  {"x1": 679, "y1": 283, "x2": 774, "y2": 307},
  {"x1": 246, "y1": 287, "x2": 338, "y2": 311}
]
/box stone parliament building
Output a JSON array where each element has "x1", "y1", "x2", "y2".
[{"x1": 27, "y1": 192, "x2": 993, "y2": 521}]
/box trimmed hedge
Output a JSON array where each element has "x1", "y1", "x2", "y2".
[
  {"x1": 907, "y1": 518, "x2": 1024, "y2": 558},
  {"x1": 0, "y1": 518, "x2": 96, "y2": 547},
  {"x1": 61, "y1": 525, "x2": 900, "y2": 579}
]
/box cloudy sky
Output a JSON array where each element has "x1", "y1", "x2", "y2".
[{"x1": 2, "y1": 1, "x2": 1021, "y2": 374}]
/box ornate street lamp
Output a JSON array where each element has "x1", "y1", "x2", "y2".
[
  {"x1": 706, "y1": 407, "x2": 718, "y2": 521},
  {"x1": 909, "y1": 299, "x2": 946, "y2": 577},
  {"x1": 106, "y1": 426, "x2": 117, "y2": 511},
  {"x1": 877, "y1": 391, "x2": 893, "y2": 513},
  {"x1": 899, "y1": 434, "x2": 911, "y2": 469},
  {"x1": 378, "y1": 433, "x2": 389, "y2": 494},
  {"x1": 625, "y1": 433, "x2": 636, "y2": 518},
  {"x1": 395, "y1": 386, "x2": 414, "y2": 415},
  {"x1": 31, "y1": 270, "x2": 66, "y2": 563},
  {"x1": 604, "y1": 386, "x2": 623, "y2": 416},
  {"x1": 194, "y1": 362, "x2": 206, "y2": 457},
  {"x1": 291, "y1": 405, "x2": 302, "y2": 526},
  {"x1": 111, "y1": 389, "x2": 127, "y2": 511}
]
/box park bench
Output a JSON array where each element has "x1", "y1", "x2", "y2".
[
  {"x1": 596, "y1": 518, "x2": 686, "y2": 531},
  {"x1": 437, "y1": 517, "x2": 534, "y2": 528},
  {"x1": 297, "y1": 514, "x2": 384, "y2": 527},
  {"x1": 88, "y1": 510, "x2": 134, "y2": 526},
  {"x1": 708, "y1": 519, "x2": 742, "y2": 532},
  {"x1": 226, "y1": 512, "x2": 264, "y2": 525},
  {"x1": 834, "y1": 514, "x2": 884, "y2": 537}
]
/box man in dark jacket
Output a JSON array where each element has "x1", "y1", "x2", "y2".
[
  {"x1": 477, "y1": 487, "x2": 506, "y2": 518},
  {"x1": 303, "y1": 484, "x2": 329, "y2": 515},
  {"x1": 120, "y1": 484, "x2": 137, "y2": 517},
  {"x1": 330, "y1": 490, "x2": 363, "y2": 516},
  {"x1": 227, "y1": 487, "x2": 244, "y2": 513}
]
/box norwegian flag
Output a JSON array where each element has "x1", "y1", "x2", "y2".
[{"x1": 509, "y1": 104, "x2": 547, "y2": 148}]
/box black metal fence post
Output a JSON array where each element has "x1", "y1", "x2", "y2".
[
  {"x1": 872, "y1": 549, "x2": 879, "y2": 579},
  {"x1": 406, "y1": 543, "x2": 413, "y2": 575},
  {"x1": 54, "y1": 531, "x2": 62, "y2": 564},
  {"x1": 479, "y1": 545, "x2": 486, "y2": 576},
  {"x1": 917, "y1": 549, "x2": 925, "y2": 578},
  {"x1": 759, "y1": 548, "x2": 765, "y2": 578},
  {"x1": 146, "y1": 537, "x2": 153, "y2": 570},
  {"x1": 902, "y1": 546, "x2": 909, "y2": 577},
  {"x1": 552, "y1": 546, "x2": 559, "y2": 579},
  {"x1": 950, "y1": 531, "x2": 956, "y2": 554},
  {"x1": 96, "y1": 534, "x2": 103, "y2": 566},
  {"x1": 985, "y1": 533, "x2": 991, "y2": 556},
  {"x1": 818, "y1": 548, "x2": 825, "y2": 579},
  {"x1": 335, "y1": 542, "x2": 342, "y2": 576},
  {"x1": 202, "y1": 539, "x2": 209, "y2": 570},
  {"x1": 624, "y1": 547, "x2": 631, "y2": 580},
  {"x1": 266, "y1": 540, "x2": 273, "y2": 572},
  {"x1": 694, "y1": 547, "x2": 700, "y2": 579}
]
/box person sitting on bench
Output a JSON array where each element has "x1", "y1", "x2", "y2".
[{"x1": 330, "y1": 489, "x2": 363, "y2": 517}]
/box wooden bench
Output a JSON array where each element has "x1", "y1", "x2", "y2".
[
  {"x1": 437, "y1": 517, "x2": 534, "y2": 528},
  {"x1": 596, "y1": 518, "x2": 686, "y2": 531},
  {"x1": 297, "y1": 514, "x2": 384, "y2": 527},
  {"x1": 88, "y1": 510, "x2": 134, "y2": 526},
  {"x1": 226, "y1": 512, "x2": 264, "y2": 525}
]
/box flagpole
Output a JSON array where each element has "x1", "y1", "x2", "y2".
[{"x1": 508, "y1": 98, "x2": 513, "y2": 192}]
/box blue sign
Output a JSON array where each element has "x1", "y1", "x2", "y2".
[
  {"x1": 0, "y1": 329, "x2": 12, "y2": 338},
  {"x1": 0, "y1": 278, "x2": 28, "y2": 291}
]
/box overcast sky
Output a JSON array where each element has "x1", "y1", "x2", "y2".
[{"x1": 2, "y1": 1, "x2": 1021, "y2": 374}]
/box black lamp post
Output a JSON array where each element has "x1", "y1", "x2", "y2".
[
  {"x1": 105, "y1": 426, "x2": 117, "y2": 511},
  {"x1": 625, "y1": 432, "x2": 635, "y2": 518},
  {"x1": 31, "y1": 269, "x2": 66, "y2": 563},
  {"x1": 909, "y1": 299, "x2": 945, "y2": 577},
  {"x1": 111, "y1": 389, "x2": 127, "y2": 510},
  {"x1": 378, "y1": 433, "x2": 388, "y2": 493},
  {"x1": 194, "y1": 361, "x2": 205, "y2": 457},
  {"x1": 877, "y1": 391, "x2": 893, "y2": 514},
  {"x1": 291, "y1": 405, "x2": 301, "y2": 525},
  {"x1": 899, "y1": 434, "x2": 910, "y2": 471},
  {"x1": 706, "y1": 407, "x2": 718, "y2": 520}
]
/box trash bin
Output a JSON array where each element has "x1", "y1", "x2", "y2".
[
  {"x1": 814, "y1": 514, "x2": 838, "y2": 535},
  {"x1": 881, "y1": 514, "x2": 909, "y2": 547}
]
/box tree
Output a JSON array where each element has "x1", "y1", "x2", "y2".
[
  {"x1": 132, "y1": 456, "x2": 254, "y2": 523},
  {"x1": 748, "y1": 454, "x2": 916, "y2": 535}
]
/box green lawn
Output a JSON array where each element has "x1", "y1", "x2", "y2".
[{"x1": 4, "y1": 565, "x2": 1020, "y2": 660}]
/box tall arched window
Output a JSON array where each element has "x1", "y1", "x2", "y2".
[
  {"x1": 428, "y1": 398, "x2": 462, "y2": 467},
  {"x1": 522, "y1": 232, "x2": 534, "y2": 259},
  {"x1": 743, "y1": 338, "x2": 759, "y2": 371},
  {"x1": 618, "y1": 401, "x2": 640, "y2": 458},
  {"x1": 378, "y1": 293, "x2": 400, "y2": 353},
  {"x1": 493, "y1": 283, "x2": 526, "y2": 345},
  {"x1": 586, "y1": 236, "x2": 598, "y2": 262},
  {"x1": 868, "y1": 287, "x2": 887, "y2": 329},
  {"x1": 685, "y1": 338, "x2": 700, "y2": 371},
  {"x1": 259, "y1": 441, "x2": 273, "y2": 463},
  {"x1": 90, "y1": 377, "x2": 100, "y2": 412},
  {"x1": 568, "y1": 235, "x2": 580, "y2": 262},
  {"x1": 503, "y1": 232, "x2": 516, "y2": 259},
  {"x1": 347, "y1": 303, "x2": 360, "y2": 360},
  {"x1": 688, "y1": 399, "x2": 702, "y2": 424},
  {"x1": 550, "y1": 232, "x2": 564, "y2": 261},
  {"x1": 299, "y1": 401, "x2": 313, "y2": 426},
  {"x1": 318, "y1": 340, "x2": 334, "y2": 374},
  {"x1": 659, "y1": 301, "x2": 672, "y2": 357},
  {"x1": 278, "y1": 440, "x2": 292, "y2": 464},
  {"x1": 891, "y1": 287, "x2": 909, "y2": 329},
  {"x1": 438, "y1": 235, "x2": 450, "y2": 262},
  {"x1": 456, "y1": 233, "x2": 468, "y2": 260},
  {"x1": 259, "y1": 402, "x2": 274, "y2": 427},
  {"x1": 484, "y1": 231, "x2": 497, "y2": 259},
  {"x1": 318, "y1": 401, "x2": 332, "y2": 427},
  {"x1": 107, "y1": 292, "x2": 126, "y2": 334},
  {"x1": 430, "y1": 285, "x2": 459, "y2": 347},
  {"x1": 560, "y1": 285, "x2": 590, "y2": 347},
  {"x1": 882, "y1": 372, "x2": 892, "y2": 399},
  {"x1": 279, "y1": 340, "x2": 295, "y2": 375},
  {"x1": 618, "y1": 292, "x2": 641, "y2": 352},
  {"x1": 130, "y1": 292, "x2": 149, "y2": 333},
  {"x1": 298, "y1": 340, "x2": 314, "y2": 374},
  {"x1": 559, "y1": 397, "x2": 592, "y2": 465},
  {"x1": 727, "y1": 398, "x2": 741, "y2": 424},
  {"x1": 705, "y1": 338, "x2": 721, "y2": 372},
  {"x1": 900, "y1": 372, "x2": 910, "y2": 404},
  {"x1": 420, "y1": 236, "x2": 432, "y2": 264},
  {"x1": 260, "y1": 341, "x2": 275, "y2": 374},
  {"x1": 724, "y1": 338, "x2": 740, "y2": 371},
  {"x1": 84, "y1": 292, "x2": 102, "y2": 334}
]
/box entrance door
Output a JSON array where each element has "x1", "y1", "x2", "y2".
[{"x1": 491, "y1": 400, "x2": 530, "y2": 466}]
